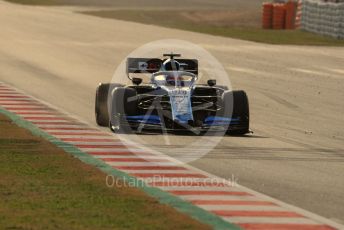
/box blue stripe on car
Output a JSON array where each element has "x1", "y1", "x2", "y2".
[
  {"x1": 126, "y1": 115, "x2": 161, "y2": 125},
  {"x1": 204, "y1": 116, "x2": 240, "y2": 125}
]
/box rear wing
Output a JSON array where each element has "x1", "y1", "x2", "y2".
[
  {"x1": 126, "y1": 58, "x2": 198, "y2": 75},
  {"x1": 127, "y1": 58, "x2": 162, "y2": 74}
]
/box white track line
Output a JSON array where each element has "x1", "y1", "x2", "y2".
[
  {"x1": 119, "y1": 170, "x2": 194, "y2": 174},
  {"x1": 109, "y1": 162, "x2": 181, "y2": 167},
  {"x1": 199, "y1": 205, "x2": 286, "y2": 211},
  {"x1": 83, "y1": 148, "x2": 147, "y2": 153},
  {"x1": 157, "y1": 186, "x2": 242, "y2": 192},
  {"x1": 180, "y1": 195, "x2": 261, "y2": 201},
  {"x1": 95, "y1": 155, "x2": 166, "y2": 159},
  {"x1": 222, "y1": 217, "x2": 319, "y2": 224}
]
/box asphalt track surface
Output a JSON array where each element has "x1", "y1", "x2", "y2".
[{"x1": 0, "y1": 1, "x2": 343, "y2": 225}]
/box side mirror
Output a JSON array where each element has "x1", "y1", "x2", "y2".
[
  {"x1": 207, "y1": 79, "x2": 216, "y2": 87},
  {"x1": 132, "y1": 77, "x2": 142, "y2": 85}
]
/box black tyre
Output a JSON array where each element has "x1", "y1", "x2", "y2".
[
  {"x1": 95, "y1": 83, "x2": 123, "y2": 126},
  {"x1": 222, "y1": 90, "x2": 250, "y2": 135},
  {"x1": 109, "y1": 87, "x2": 137, "y2": 133}
]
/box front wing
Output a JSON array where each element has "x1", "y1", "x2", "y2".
[{"x1": 119, "y1": 115, "x2": 245, "y2": 133}]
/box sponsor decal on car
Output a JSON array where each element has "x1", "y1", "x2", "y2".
[{"x1": 168, "y1": 88, "x2": 193, "y2": 123}]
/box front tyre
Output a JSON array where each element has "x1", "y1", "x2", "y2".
[
  {"x1": 222, "y1": 90, "x2": 250, "y2": 135},
  {"x1": 95, "y1": 83, "x2": 123, "y2": 126},
  {"x1": 109, "y1": 87, "x2": 137, "y2": 133}
]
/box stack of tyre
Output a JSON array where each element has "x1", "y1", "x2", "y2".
[
  {"x1": 262, "y1": 3, "x2": 274, "y2": 29},
  {"x1": 262, "y1": 1, "x2": 298, "y2": 30},
  {"x1": 285, "y1": 1, "x2": 297, "y2": 29},
  {"x1": 273, "y1": 3, "x2": 287, "y2": 29}
]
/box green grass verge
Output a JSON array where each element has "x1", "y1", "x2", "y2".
[
  {"x1": 0, "y1": 113, "x2": 212, "y2": 230},
  {"x1": 83, "y1": 10, "x2": 344, "y2": 46}
]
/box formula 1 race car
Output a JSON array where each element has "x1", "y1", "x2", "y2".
[{"x1": 95, "y1": 53, "x2": 249, "y2": 135}]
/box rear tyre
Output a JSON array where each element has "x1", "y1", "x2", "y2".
[
  {"x1": 109, "y1": 87, "x2": 137, "y2": 133},
  {"x1": 95, "y1": 83, "x2": 123, "y2": 126},
  {"x1": 222, "y1": 90, "x2": 250, "y2": 135}
]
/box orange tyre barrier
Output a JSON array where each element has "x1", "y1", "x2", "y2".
[
  {"x1": 262, "y1": 1, "x2": 299, "y2": 30},
  {"x1": 262, "y1": 2, "x2": 274, "y2": 29},
  {"x1": 272, "y1": 4, "x2": 286, "y2": 30},
  {"x1": 285, "y1": 1, "x2": 297, "y2": 29}
]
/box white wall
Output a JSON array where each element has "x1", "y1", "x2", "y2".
[{"x1": 301, "y1": 0, "x2": 344, "y2": 39}]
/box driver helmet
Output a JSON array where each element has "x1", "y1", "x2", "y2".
[{"x1": 166, "y1": 74, "x2": 177, "y2": 86}]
